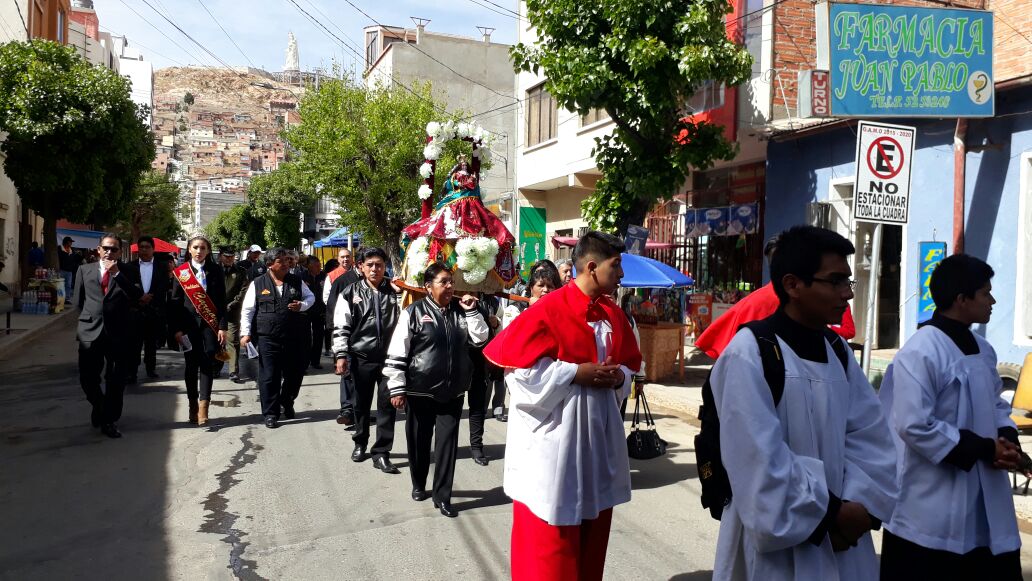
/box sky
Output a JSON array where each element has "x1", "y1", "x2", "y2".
[{"x1": 95, "y1": 0, "x2": 520, "y2": 73}]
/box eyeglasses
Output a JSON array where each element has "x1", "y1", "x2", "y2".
[
  {"x1": 100, "y1": 246, "x2": 120, "y2": 252},
  {"x1": 811, "y1": 276, "x2": 857, "y2": 291}
]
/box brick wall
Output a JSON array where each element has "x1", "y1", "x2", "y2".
[{"x1": 771, "y1": 0, "x2": 1029, "y2": 119}]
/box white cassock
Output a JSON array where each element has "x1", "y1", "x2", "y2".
[
  {"x1": 503, "y1": 320, "x2": 634, "y2": 526},
  {"x1": 879, "y1": 326, "x2": 1020, "y2": 555},
  {"x1": 711, "y1": 329, "x2": 897, "y2": 581}
]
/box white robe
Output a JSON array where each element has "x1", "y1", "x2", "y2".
[
  {"x1": 879, "y1": 326, "x2": 1021, "y2": 555},
  {"x1": 503, "y1": 320, "x2": 634, "y2": 526},
  {"x1": 711, "y1": 329, "x2": 897, "y2": 581}
]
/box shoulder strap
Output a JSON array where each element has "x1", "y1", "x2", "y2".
[
  {"x1": 822, "y1": 328, "x2": 851, "y2": 372},
  {"x1": 741, "y1": 318, "x2": 787, "y2": 407}
]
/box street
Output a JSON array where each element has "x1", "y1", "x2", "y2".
[{"x1": 0, "y1": 316, "x2": 718, "y2": 580}]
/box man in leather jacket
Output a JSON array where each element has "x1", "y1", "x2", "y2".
[{"x1": 332, "y1": 247, "x2": 402, "y2": 474}]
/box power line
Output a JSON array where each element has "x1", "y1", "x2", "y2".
[
  {"x1": 116, "y1": 0, "x2": 214, "y2": 67},
  {"x1": 98, "y1": 25, "x2": 186, "y2": 66},
  {"x1": 194, "y1": 0, "x2": 257, "y2": 68},
  {"x1": 11, "y1": 0, "x2": 26, "y2": 34},
  {"x1": 465, "y1": 0, "x2": 522, "y2": 21},
  {"x1": 338, "y1": 0, "x2": 520, "y2": 104},
  {"x1": 137, "y1": 0, "x2": 250, "y2": 78},
  {"x1": 475, "y1": 0, "x2": 521, "y2": 18}
]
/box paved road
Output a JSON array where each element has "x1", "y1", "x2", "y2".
[{"x1": 4, "y1": 318, "x2": 1032, "y2": 580}]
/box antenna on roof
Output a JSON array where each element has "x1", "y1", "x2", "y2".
[{"x1": 476, "y1": 26, "x2": 495, "y2": 43}]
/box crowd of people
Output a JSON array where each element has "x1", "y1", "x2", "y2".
[{"x1": 69, "y1": 226, "x2": 1028, "y2": 580}]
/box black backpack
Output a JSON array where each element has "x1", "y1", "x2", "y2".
[{"x1": 695, "y1": 316, "x2": 850, "y2": 520}]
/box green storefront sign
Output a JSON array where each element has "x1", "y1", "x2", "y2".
[{"x1": 518, "y1": 206, "x2": 546, "y2": 279}]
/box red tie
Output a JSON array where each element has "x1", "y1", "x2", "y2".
[{"x1": 101, "y1": 269, "x2": 110, "y2": 294}]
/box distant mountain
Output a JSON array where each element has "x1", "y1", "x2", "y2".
[{"x1": 153, "y1": 66, "x2": 302, "y2": 117}]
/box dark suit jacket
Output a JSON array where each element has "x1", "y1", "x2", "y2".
[
  {"x1": 221, "y1": 263, "x2": 250, "y2": 323},
  {"x1": 128, "y1": 258, "x2": 170, "y2": 312},
  {"x1": 75, "y1": 262, "x2": 144, "y2": 345},
  {"x1": 169, "y1": 261, "x2": 228, "y2": 335}
]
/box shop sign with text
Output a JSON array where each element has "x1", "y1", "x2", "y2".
[{"x1": 829, "y1": 3, "x2": 993, "y2": 117}]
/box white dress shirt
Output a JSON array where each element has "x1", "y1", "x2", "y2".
[
  {"x1": 138, "y1": 259, "x2": 154, "y2": 293},
  {"x1": 191, "y1": 260, "x2": 206, "y2": 290},
  {"x1": 239, "y1": 277, "x2": 315, "y2": 337}
]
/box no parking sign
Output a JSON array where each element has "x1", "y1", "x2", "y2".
[{"x1": 853, "y1": 121, "x2": 915, "y2": 225}]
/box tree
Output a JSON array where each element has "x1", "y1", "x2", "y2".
[
  {"x1": 113, "y1": 170, "x2": 185, "y2": 242},
  {"x1": 246, "y1": 165, "x2": 318, "y2": 248},
  {"x1": 0, "y1": 40, "x2": 154, "y2": 268},
  {"x1": 511, "y1": 0, "x2": 753, "y2": 232},
  {"x1": 283, "y1": 80, "x2": 465, "y2": 268},
  {"x1": 183, "y1": 91, "x2": 194, "y2": 105},
  {"x1": 205, "y1": 204, "x2": 265, "y2": 251}
]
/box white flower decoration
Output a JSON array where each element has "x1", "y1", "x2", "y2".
[
  {"x1": 423, "y1": 142, "x2": 442, "y2": 161},
  {"x1": 463, "y1": 267, "x2": 488, "y2": 285},
  {"x1": 419, "y1": 162, "x2": 433, "y2": 179},
  {"x1": 417, "y1": 184, "x2": 433, "y2": 200},
  {"x1": 425, "y1": 121, "x2": 441, "y2": 138},
  {"x1": 442, "y1": 120, "x2": 456, "y2": 140}
]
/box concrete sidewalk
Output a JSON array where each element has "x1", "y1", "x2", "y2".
[{"x1": 0, "y1": 308, "x2": 78, "y2": 360}]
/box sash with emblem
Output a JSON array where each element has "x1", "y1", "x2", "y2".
[{"x1": 174, "y1": 262, "x2": 230, "y2": 361}]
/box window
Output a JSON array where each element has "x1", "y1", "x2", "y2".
[
  {"x1": 581, "y1": 108, "x2": 610, "y2": 127},
  {"x1": 525, "y1": 84, "x2": 557, "y2": 147},
  {"x1": 365, "y1": 31, "x2": 378, "y2": 67},
  {"x1": 685, "y1": 81, "x2": 725, "y2": 114},
  {"x1": 57, "y1": 10, "x2": 65, "y2": 43}
]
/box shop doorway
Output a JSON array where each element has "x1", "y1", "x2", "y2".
[{"x1": 827, "y1": 179, "x2": 903, "y2": 349}]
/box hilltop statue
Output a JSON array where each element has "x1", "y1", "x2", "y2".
[{"x1": 284, "y1": 32, "x2": 299, "y2": 72}]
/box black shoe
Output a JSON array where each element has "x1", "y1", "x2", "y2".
[
  {"x1": 146, "y1": 370, "x2": 159, "y2": 379},
  {"x1": 229, "y1": 372, "x2": 239, "y2": 381},
  {"x1": 372, "y1": 456, "x2": 400, "y2": 474},
  {"x1": 264, "y1": 416, "x2": 279, "y2": 429},
  {"x1": 232, "y1": 376, "x2": 247, "y2": 384},
  {"x1": 311, "y1": 362, "x2": 323, "y2": 369},
  {"x1": 336, "y1": 412, "x2": 355, "y2": 426},
  {"x1": 433, "y1": 501, "x2": 458, "y2": 518},
  {"x1": 496, "y1": 413, "x2": 508, "y2": 423},
  {"x1": 283, "y1": 404, "x2": 295, "y2": 420},
  {"x1": 100, "y1": 423, "x2": 122, "y2": 438},
  {"x1": 472, "y1": 452, "x2": 490, "y2": 467},
  {"x1": 411, "y1": 488, "x2": 429, "y2": 502},
  {"x1": 351, "y1": 445, "x2": 367, "y2": 462}
]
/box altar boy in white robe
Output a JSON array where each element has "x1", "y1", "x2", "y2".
[
  {"x1": 710, "y1": 225, "x2": 897, "y2": 581},
  {"x1": 483, "y1": 231, "x2": 642, "y2": 581},
  {"x1": 879, "y1": 254, "x2": 1023, "y2": 579}
]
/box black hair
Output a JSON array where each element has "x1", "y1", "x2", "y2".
[
  {"x1": 323, "y1": 259, "x2": 339, "y2": 273},
  {"x1": 218, "y1": 246, "x2": 235, "y2": 255},
  {"x1": 137, "y1": 236, "x2": 155, "y2": 248},
  {"x1": 423, "y1": 262, "x2": 451, "y2": 286},
  {"x1": 31, "y1": 241, "x2": 39, "y2": 248},
  {"x1": 306, "y1": 256, "x2": 321, "y2": 267},
  {"x1": 525, "y1": 260, "x2": 561, "y2": 296},
  {"x1": 770, "y1": 226, "x2": 855, "y2": 305},
  {"x1": 262, "y1": 247, "x2": 289, "y2": 266},
  {"x1": 572, "y1": 231, "x2": 625, "y2": 271},
  {"x1": 929, "y1": 254, "x2": 994, "y2": 310},
  {"x1": 100, "y1": 233, "x2": 122, "y2": 249},
  {"x1": 359, "y1": 247, "x2": 388, "y2": 263}
]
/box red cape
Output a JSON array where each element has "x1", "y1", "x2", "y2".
[
  {"x1": 483, "y1": 282, "x2": 642, "y2": 371},
  {"x1": 694, "y1": 283, "x2": 856, "y2": 359}
]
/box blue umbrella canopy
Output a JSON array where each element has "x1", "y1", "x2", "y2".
[
  {"x1": 313, "y1": 227, "x2": 362, "y2": 248},
  {"x1": 573, "y1": 253, "x2": 693, "y2": 288}
]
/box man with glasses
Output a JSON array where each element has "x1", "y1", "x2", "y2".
[
  {"x1": 332, "y1": 247, "x2": 402, "y2": 473},
  {"x1": 74, "y1": 234, "x2": 142, "y2": 438},
  {"x1": 708, "y1": 226, "x2": 896, "y2": 580}
]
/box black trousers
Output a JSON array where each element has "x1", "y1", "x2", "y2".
[
  {"x1": 128, "y1": 310, "x2": 163, "y2": 376},
  {"x1": 352, "y1": 357, "x2": 395, "y2": 457},
  {"x1": 183, "y1": 327, "x2": 218, "y2": 401},
  {"x1": 881, "y1": 530, "x2": 1021, "y2": 580},
  {"x1": 339, "y1": 370, "x2": 355, "y2": 415},
  {"x1": 257, "y1": 334, "x2": 308, "y2": 418},
  {"x1": 488, "y1": 363, "x2": 506, "y2": 410},
  {"x1": 467, "y1": 349, "x2": 489, "y2": 451},
  {"x1": 78, "y1": 333, "x2": 127, "y2": 425},
  {"x1": 323, "y1": 328, "x2": 332, "y2": 352},
  {"x1": 407, "y1": 395, "x2": 464, "y2": 504},
  {"x1": 309, "y1": 316, "x2": 324, "y2": 366}
]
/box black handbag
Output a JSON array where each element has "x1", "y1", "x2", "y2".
[{"x1": 627, "y1": 390, "x2": 667, "y2": 460}]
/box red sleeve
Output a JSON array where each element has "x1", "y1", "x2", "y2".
[
  {"x1": 483, "y1": 307, "x2": 559, "y2": 369},
  {"x1": 831, "y1": 304, "x2": 857, "y2": 340}
]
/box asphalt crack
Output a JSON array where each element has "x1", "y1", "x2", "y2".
[{"x1": 200, "y1": 428, "x2": 266, "y2": 580}]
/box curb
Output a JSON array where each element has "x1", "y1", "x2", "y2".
[{"x1": 0, "y1": 308, "x2": 77, "y2": 360}]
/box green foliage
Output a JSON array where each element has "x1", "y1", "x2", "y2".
[
  {"x1": 512, "y1": 0, "x2": 753, "y2": 231},
  {"x1": 112, "y1": 171, "x2": 184, "y2": 242},
  {"x1": 183, "y1": 91, "x2": 194, "y2": 105},
  {"x1": 282, "y1": 79, "x2": 465, "y2": 268},
  {"x1": 246, "y1": 165, "x2": 317, "y2": 248},
  {"x1": 0, "y1": 39, "x2": 154, "y2": 266},
  {"x1": 205, "y1": 204, "x2": 265, "y2": 251}
]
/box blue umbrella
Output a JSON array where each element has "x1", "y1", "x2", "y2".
[{"x1": 574, "y1": 253, "x2": 693, "y2": 288}]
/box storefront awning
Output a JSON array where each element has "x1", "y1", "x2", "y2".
[
  {"x1": 56, "y1": 228, "x2": 105, "y2": 249},
  {"x1": 313, "y1": 226, "x2": 362, "y2": 248},
  {"x1": 550, "y1": 235, "x2": 676, "y2": 250}
]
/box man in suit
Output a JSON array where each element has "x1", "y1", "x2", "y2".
[
  {"x1": 217, "y1": 246, "x2": 250, "y2": 382},
  {"x1": 303, "y1": 256, "x2": 325, "y2": 370},
  {"x1": 74, "y1": 233, "x2": 142, "y2": 438},
  {"x1": 127, "y1": 236, "x2": 168, "y2": 383}
]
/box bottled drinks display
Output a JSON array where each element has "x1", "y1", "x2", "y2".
[{"x1": 19, "y1": 289, "x2": 51, "y2": 314}]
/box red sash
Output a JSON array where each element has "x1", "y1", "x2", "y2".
[{"x1": 174, "y1": 262, "x2": 221, "y2": 335}]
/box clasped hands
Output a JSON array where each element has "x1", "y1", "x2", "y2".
[{"x1": 574, "y1": 357, "x2": 625, "y2": 389}]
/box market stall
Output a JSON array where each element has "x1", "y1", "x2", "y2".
[{"x1": 615, "y1": 253, "x2": 693, "y2": 382}]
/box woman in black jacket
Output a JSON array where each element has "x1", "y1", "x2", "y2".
[
  {"x1": 169, "y1": 235, "x2": 227, "y2": 426},
  {"x1": 383, "y1": 262, "x2": 489, "y2": 517}
]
